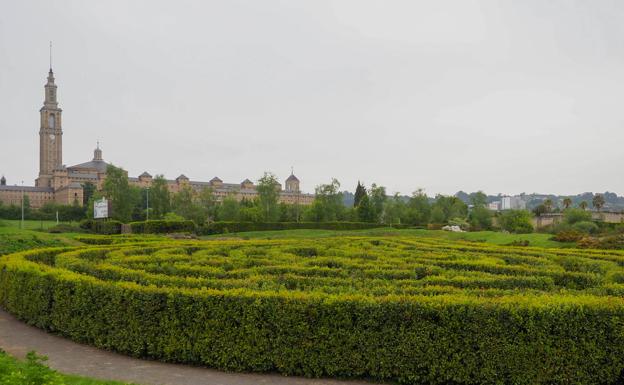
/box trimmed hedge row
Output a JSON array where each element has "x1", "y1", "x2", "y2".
[
  {"x1": 79, "y1": 219, "x2": 123, "y2": 235},
  {"x1": 2, "y1": 238, "x2": 624, "y2": 384},
  {"x1": 199, "y1": 221, "x2": 410, "y2": 235},
  {"x1": 129, "y1": 220, "x2": 196, "y2": 234}
]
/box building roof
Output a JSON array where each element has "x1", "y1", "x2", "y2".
[
  {"x1": 176, "y1": 174, "x2": 189, "y2": 181},
  {"x1": 67, "y1": 159, "x2": 109, "y2": 173},
  {"x1": 241, "y1": 178, "x2": 253, "y2": 185},
  {"x1": 210, "y1": 176, "x2": 223, "y2": 183},
  {"x1": 68, "y1": 171, "x2": 98, "y2": 180},
  {"x1": 286, "y1": 174, "x2": 299, "y2": 182},
  {"x1": 0, "y1": 185, "x2": 54, "y2": 193},
  {"x1": 139, "y1": 171, "x2": 152, "y2": 178}
]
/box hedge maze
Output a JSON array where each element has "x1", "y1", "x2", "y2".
[{"x1": 2, "y1": 237, "x2": 624, "y2": 384}]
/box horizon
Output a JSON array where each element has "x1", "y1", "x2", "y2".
[{"x1": 2, "y1": 1, "x2": 623, "y2": 196}]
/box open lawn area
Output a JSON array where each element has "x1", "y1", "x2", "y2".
[
  {"x1": 0, "y1": 220, "x2": 83, "y2": 255},
  {"x1": 202, "y1": 227, "x2": 570, "y2": 248}
]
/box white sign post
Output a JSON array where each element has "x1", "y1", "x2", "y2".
[{"x1": 93, "y1": 198, "x2": 109, "y2": 219}]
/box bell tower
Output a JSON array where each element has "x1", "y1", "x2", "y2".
[{"x1": 36, "y1": 54, "x2": 63, "y2": 188}]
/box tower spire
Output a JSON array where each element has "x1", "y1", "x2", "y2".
[{"x1": 49, "y1": 41, "x2": 52, "y2": 71}]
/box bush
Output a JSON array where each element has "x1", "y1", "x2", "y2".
[
  {"x1": 129, "y1": 220, "x2": 196, "y2": 234},
  {"x1": 572, "y1": 221, "x2": 599, "y2": 234},
  {"x1": 2, "y1": 239, "x2": 624, "y2": 384},
  {"x1": 564, "y1": 208, "x2": 592, "y2": 225},
  {"x1": 552, "y1": 230, "x2": 585, "y2": 242},
  {"x1": 199, "y1": 221, "x2": 406, "y2": 235},
  {"x1": 77, "y1": 219, "x2": 122, "y2": 235},
  {"x1": 47, "y1": 224, "x2": 85, "y2": 234},
  {"x1": 498, "y1": 210, "x2": 534, "y2": 233}
]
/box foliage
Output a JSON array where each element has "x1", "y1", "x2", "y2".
[
  {"x1": 405, "y1": 189, "x2": 431, "y2": 225},
  {"x1": 564, "y1": 208, "x2": 592, "y2": 225},
  {"x1": 353, "y1": 181, "x2": 366, "y2": 208},
  {"x1": 593, "y1": 194, "x2": 606, "y2": 211},
  {"x1": 129, "y1": 220, "x2": 196, "y2": 234},
  {"x1": 304, "y1": 179, "x2": 344, "y2": 222},
  {"x1": 256, "y1": 172, "x2": 280, "y2": 222},
  {"x1": 551, "y1": 230, "x2": 585, "y2": 243},
  {"x1": 499, "y1": 210, "x2": 534, "y2": 233},
  {"x1": 199, "y1": 221, "x2": 402, "y2": 235},
  {"x1": 468, "y1": 206, "x2": 493, "y2": 231},
  {"x1": 3, "y1": 238, "x2": 624, "y2": 385},
  {"x1": 102, "y1": 165, "x2": 139, "y2": 222},
  {"x1": 572, "y1": 221, "x2": 599, "y2": 234},
  {"x1": 148, "y1": 175, "x2": 171, "y2": 220}
]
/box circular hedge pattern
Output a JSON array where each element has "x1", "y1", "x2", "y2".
[{"x1": 2, "y1": 237, "x2": 624, "y2": 384}]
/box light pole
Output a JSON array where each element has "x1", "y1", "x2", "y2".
[
  {"x1": 146, "y1": 187, "x2": 150, "y2": 221},
  {"x1": 20, "y1": 180, "x2": 24, "y2": 229}
]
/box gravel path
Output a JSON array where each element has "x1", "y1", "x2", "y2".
[{"x1": 0, "y1": 308, "x2": 376, "y2": 385}]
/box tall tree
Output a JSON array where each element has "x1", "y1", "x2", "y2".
[
  {"x1": 592, "y1": 194, "x2": 605, "y2": 211},
  {"x1": 368, "y1": 183, "x2": 387, "y2": 223},
  {"x1": 304, "y1": 179, "x2": 344, "y2": 222},
  {"x1": 562, "y1": 197, "x2": 572, "y2": 210},
  {"x1": 543, "y1": 198, "x2": 553, "y2": 213},
  {"x1": 353, "y1": 181, "x2": 366, "y2": 207},
  {"x1": 579, "y1": 201, "x2": 588, "y2": 210},
  {"x1": 172, "y1": 186, "x2": 201, "y2": 223},
  {"x1": 470, "y1": 191, "x2": 487, "y2": 207},
  {"x1": 356, "y1": 194, "x2": 375, "y2": 222},
  {"x1": 82, "y1": 182, "x2": 96, "y2": 207},
  {"x1": 217, "y1": 195, "x2": 240, "y2": 221},
  {"x1": 149, "y1": 175, "x2": 171, "y2": 219},
  {"x1": 256, "y1": 172, "x2": 280, "y2": 222},
  {"x1": 406, "y1": 189, "x2": 431, "y2": 225},
  {"x1": 102, "y1": 164, "x2": 138, "y2": 222},
  {"x1": 198, "y1": 187, "x2": 217, "y2": 222}
]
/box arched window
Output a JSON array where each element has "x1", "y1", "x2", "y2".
[{"x1": 48, "y1": 114, "x2": 55, "y2": 129}]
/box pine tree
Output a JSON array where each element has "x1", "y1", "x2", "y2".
[{"x1": 353, "y1": 181, "x2": 367, "y2": 208}]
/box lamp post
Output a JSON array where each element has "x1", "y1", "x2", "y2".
[
  {"x1": 20, "y1": 180, "x2": 24, "y2": 229},
  {"x1": 146, "y1": 187, "x2": 150, "y2": 221}
]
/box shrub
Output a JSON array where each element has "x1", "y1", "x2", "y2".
[
  {"x1": 498, "y1": 210, "x2": 534, "y2": 233},
  {"x1": 552, "y1": 230, "x2": 585, "y2": 242},
  {"x1": 78, "y1": 219, "x2": 122, "y2": 235},
  {"x1": 47, "y1": 224, "x2": 85, "y2": 234},
  {"x1": 2, "y1": 239, "x2": 624, "y2": 384},
  {"x1": 564, "y1": 208, "x2": 592, "y2": 225},
  {"x1": 199, "y1": 222, "x2": 405, "y2": 235},
  {"x1": 129, "y1": 220, "x2": 196, "y2": 234},
  {"x1": 572, "y1": 221, "x2": 599, "y2": 234}
]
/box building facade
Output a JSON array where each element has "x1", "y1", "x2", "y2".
[{"x1": 0, "y1": 67, "x2": 314, "y2": 209}]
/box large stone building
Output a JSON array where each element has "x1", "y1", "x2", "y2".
[{"x1": 0, "y1": 67, "x2": 314, "y2": 209}]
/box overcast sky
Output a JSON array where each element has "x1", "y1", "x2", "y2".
[{"x1": 1, "y1": 1, "x2": 623, "y2": 196}]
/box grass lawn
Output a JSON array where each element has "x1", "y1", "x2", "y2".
[
  {"x1": 0, "y1": 220, "x2": 83, "y2": 255},
  {"x1": 203, "y1": 227, "x2": 569, "y2": 248},
  {"x1": 0, "y1": 219, "x2": 76, "y2": 230},
  {"x1": 0, "y1": 351, "x2": 132, "y2": 385}
]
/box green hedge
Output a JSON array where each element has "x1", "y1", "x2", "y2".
[
  {"x1": 79, "y1": 219, "x2": 122, "y2": 235},
  {"x1": 200, "y1": 221, "x2": 409, "y2": 235},
  {"x1": 129, "y1": 220, "x2": 196, "y2": 234},
  {"x1": 1, "y1": 240, "x2": 624, "y2": 384}
]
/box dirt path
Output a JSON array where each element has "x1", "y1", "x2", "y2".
[{"x1": 0, "y1": 308, "x2": 375, "y2": 385}]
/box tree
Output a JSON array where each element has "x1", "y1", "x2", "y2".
[
  {"x1": 217, "y1": 195, "x2": 240, "y2": 221},
  {"x1": 82, "y1": 182, "x2": 96, "y2": 207},
  {"x1": 384, "y1": 194, "x2": 406, "y2": 224},
  {"x1": 431, "y1": 195, "x2": 467, "y2": 224},
  {"x1": 353, "y1": 181, "x2": 366, "y2": 207},
  {"x1": 562, "y1": 197, "x2": 572, "y2": 210},
  {"x1": 405, "y1": 189, "x2": 431, "y2": 225},
  {"x1": 102, "y1": 164, "x2": 138, "y2": 222},
  {"x1": 256, "y1": 172, "x2": 280, "y2": 222},
  {"x1": 498, "y1": 210, "x2": 533, "y2": 233},
  {"x1": 172, "y1": 186, "x2": 201, "y2": 223},
  {"x1": 592, "y1": 194, "x2": 605, "y2": 211},
  {"x1": 470, "y1": 191, "x2": 487, "y2": 207},
  {"x1": 356, "y1": 194, "x2": 375, "y2": 222},
  {"x1": 543, "y1": 198, "x2": 553, "y2": 213},
  {"x1": 579, "y1": 201, "x2": 588, "y2": 210},
  {"x1": 304, "y1": 179, "x2": 344, "y2": 222},
  {"x1": 149, "y1": 175, "x2": 171, "y2": 219},
  {"x1": 564, "y1": 208, "x2": 592, "y2": 225},
  {"x1": 198, "y1": 187, "x2": 217, "y2": 222},
  {"x1": 368, "y1": 183, "x2": 387, "y2": 223},
  {"x1": 468, "y1": 206, "x2": 492, "y2": 230}
]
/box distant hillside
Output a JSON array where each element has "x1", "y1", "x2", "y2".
[{"x1": 455, "y1": 191, "x2": 624, "y2": 211}]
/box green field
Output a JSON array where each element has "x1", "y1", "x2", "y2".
[
  {"x1": 2, "y1": 236, "x2": 624, "y2": 385},
  {"x1": 204, "y1": 227, "x2": 571, "y2": 248},
  {"x1": 0, "y1": 350, "x2": 130, "y2": 385},
  {"x1": 0, "y1": 220, "x2": 82, "y2": 255}
]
